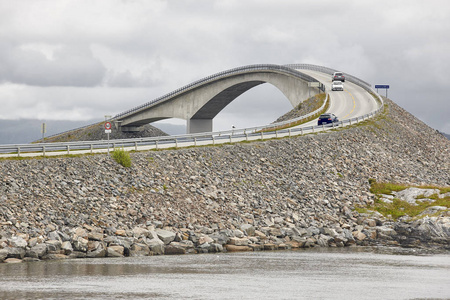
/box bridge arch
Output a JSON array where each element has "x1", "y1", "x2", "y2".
[{"x1": 113, "y1": 65, "x2": 323, "y2": 133}]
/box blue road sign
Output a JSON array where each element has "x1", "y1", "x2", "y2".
[{"x1": 375, "y1": 85, "x2": 389, "y2": 89}]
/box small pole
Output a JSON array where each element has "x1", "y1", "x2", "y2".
[
  {"x1": 41, "y1": 122, "x2": 46, "y2": 143},
  {"x1": 105, "y1": 115, "x2": 112, "y2": 155},
  {"x1": 107, "y1": 132, "x2": 110, "y2": 155}
]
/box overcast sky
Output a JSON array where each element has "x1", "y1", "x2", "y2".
[{"x1": 1, "y1": 0, "x2": 449, "y2": 139}]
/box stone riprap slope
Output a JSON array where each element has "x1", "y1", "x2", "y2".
[{"x1": 1, "y1": 99, "x2": 449, "y2": 263}]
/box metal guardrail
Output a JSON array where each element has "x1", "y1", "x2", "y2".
[
  {"x1": 285, "y1": 64, "x2": 372, "y2": 89},
  {"x1": 0, "y1": 64, "x2": 384, "y2": 158},
  {"x1": 0, "y1": 109, "x2": 382, "y2": 158}
]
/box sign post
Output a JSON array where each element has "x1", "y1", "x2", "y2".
[
  {"x1": 375, "y1": 85, "x2": 390, "y2": 97},
  {"x1": 104, "y1": 121, "x2": 112, "y2": 154}
]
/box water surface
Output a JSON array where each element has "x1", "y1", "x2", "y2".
[{"x1": 0, "y1": 247, "x2": 449, "y2": 299}]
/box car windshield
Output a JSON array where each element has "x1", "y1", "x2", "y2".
[
  {"x1": 333, "y1": 82, "x2": 342, "y2": 85},
  {"x1": 319, "y1": 114, "x2": 331, "y2": 119}
]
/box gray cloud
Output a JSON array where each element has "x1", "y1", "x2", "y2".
[
  {"x1": 0, "y1": 0, "x2": 449, "y2": 135},
  {"x1": 0, "y1": 42, "x2": 106, "y2": 86}
]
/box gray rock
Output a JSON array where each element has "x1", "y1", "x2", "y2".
[
  {"x1": 9, "y1": 236, "x2": 27, "y2": 248},
  {"x1": 86, "y1": 241, "x2": 106, "y2": 258},
  {"x1": 28, "y1": 244, "x2": 48, "y2": 259},
  {"x1": 46, "y1": 240, "x2": 62, "y2": 252},
  {"x1": 234, "y1": 229, "x2": 245, "y2": 238},
  {"x1": 129, "y1": 243, "x2": 151, "y2": 256},
  {"x1": 393, "y1": 188, "x2": 440, "y2": 205},
  {"x1": 164, "y1": 243, "x2": 187, "y2": 255},
  {"x1": 72, "y1": 237, "x2": 89, "y2": 252},
  {"x1": 155, "y1": 229, "x2": 175, "y2": 245},
  {"x1": 0, "y1": 248, "x2": 8, "y2": 261},
  {"x1": 107, "y1": 246, "x2": 124, "y2": 257},
  {"x1": 61, "y1": 241, "x2": 73, "y2": 255},
  {"x1": 145, "y1": 238, "x2": 165, "y2": 255},
  {"x1": 7, "y1": 247, "x2": 26, "y2": 259},
  {"x1": 133, "y1": 227, "x2": 150, "y2": 238},
  {"x1": 241, "y1": 224, "x2": 255, "y2": 236}
]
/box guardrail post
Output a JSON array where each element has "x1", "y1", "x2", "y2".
[
  {"x1": 67, "y1": 145, "x2": 70, "y2": 155},
  {"x1": 275, "y1": 131, "x2": 278, "y2": 138},
  {"x1": 43, "y1": 146, "x2": 46, "y2": 157},
  {"x1": 288, "y1": 128, "x2": 291, "y2": 137},
  {"x1": 17, "y1": 147, "x2": 20, "y2": 157},
  {"x1": 245, "y1": 132, "x2": 248, "y2": 141},
  {"x1": 229, "y1": 135, "x2": 232, "y2": 143},
  {"x1": 212, "y1": 136, "x2": 215, "y2": 145},
  {"x1": 194, "y1": 138, "x2": 197, "y2": 146},
  {"x1": 91, "y1": 144, "x2": 93, "y2": 154},
  {"x1": 155, "y1": 141, "x2": 158, "y2": 149},
  {"x1": 260, "y1": 132, "x2": 264, "y2": 140},
  {"x1": 175, "y1": 139, "x2": 178, "y2": 148},
  {"x1": 135, "y1": 142, "x2": 138, "y2": 151},
  {"x1": 301, "y1": 128, "x2": 303, "y2": 135}
]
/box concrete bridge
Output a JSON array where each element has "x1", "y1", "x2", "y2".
[{"x1": 112, "y1": 64, "x2": 325, "y2": 133}]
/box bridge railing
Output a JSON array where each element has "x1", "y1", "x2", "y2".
[
  {"x1": 112, "y1": 64, "x2": 325, "y2": 120},
  {"x1": 284, "y1": 63, "x2": 372, "y2": 89}
]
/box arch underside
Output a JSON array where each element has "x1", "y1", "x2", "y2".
[
  {"x1": 118, "y1": 70, "x2": 318, "y2": 133},
  {"x1": 191, "y1": 81, "x2": 265, "y2": 119}
]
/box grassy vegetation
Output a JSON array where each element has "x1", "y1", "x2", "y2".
[
  {"x1": 260, "y1": 93, "x2": 329, "y2": 132},
  {"x1": 356, "y1": 180, "x2": 450, "y2": 220},
  {"x1": 112, "y1": 148, "x2": 132, "y2": 167}
]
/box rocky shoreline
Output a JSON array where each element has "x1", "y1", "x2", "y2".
[{"x1": 1, "y1": 99, "x2": 449, "y2": 263}]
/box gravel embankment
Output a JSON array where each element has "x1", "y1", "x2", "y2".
[
  {"x1": 1, "y1": 99, "x2": 449, "y2": 263},
  {"x1": 42, "y1": 123, "x2": 168, "y2": 143}
]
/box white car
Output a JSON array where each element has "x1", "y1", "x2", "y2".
[{"x1": 331, "y1": 81, "x2": 344, "y2": 91}]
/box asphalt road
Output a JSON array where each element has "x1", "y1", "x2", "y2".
[{"x1": 296, "y1": 69, "x2": 379, "y2": 127}]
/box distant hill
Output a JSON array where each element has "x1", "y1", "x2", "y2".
[
  {"x1": 42, "y1": 121, "x2": 168, "y2": 143},
  {"x1": 441, "y1": 132, "x2": 450, "y2": 140},
  {"x1": 0, "y1": 119, "x2": 98, "y2": 144},
  {"x1": 0, "y1": 119, "x2": 186, "y2": 144}
]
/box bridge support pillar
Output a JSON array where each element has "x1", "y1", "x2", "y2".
[{"x1": 187, "y1": 118, "x2": 213, "y2": 134}]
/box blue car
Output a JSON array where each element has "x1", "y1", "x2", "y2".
[{"x1": 318, "y1": 113, "x2": 339, "y2": 126}]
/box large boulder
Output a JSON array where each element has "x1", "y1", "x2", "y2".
[
  {"x1": 240, "y1": 224, "x2": 256, "y2": 236},
  {"x1": 129, "y1": 243, "x2": 151, "y2": 257},
  {"x1": 9, "y1": 236, "x2": 28, "y2": 248},
  {"x1": 86, "y1": 241, "x2": 106, "y2": 258},
  {"x1": 27, "y1": 244, "x2": 47, "y2": 259},
  {"x1": 155, "y1": 229, "x2": 176, "y2": 245},
  {"x1": 164, "y1": 243, "x2": 187, "y2": 255},
  {"x1": 107, "y1": 246, "x2": 125, "y2": 257},
  {"x1": 7, "y1": 247, "x2": 26, "y2": 259},
  {"x1": 145, "y1": 238, "x2": 165, "y2": 255},
  {"x1": 72, "y1": 237, "x2": 89, "y2": 252}
]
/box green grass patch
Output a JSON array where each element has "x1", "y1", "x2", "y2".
[
  {"x1": 369, "y1": 181, "x2": 409, "y2": 195},
  {"x1": 112, "y1": 148, "x2": 132, "y2": 167},
  {"x1": 362, "y1": 180, "x2": 450, "y2": 220}
]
